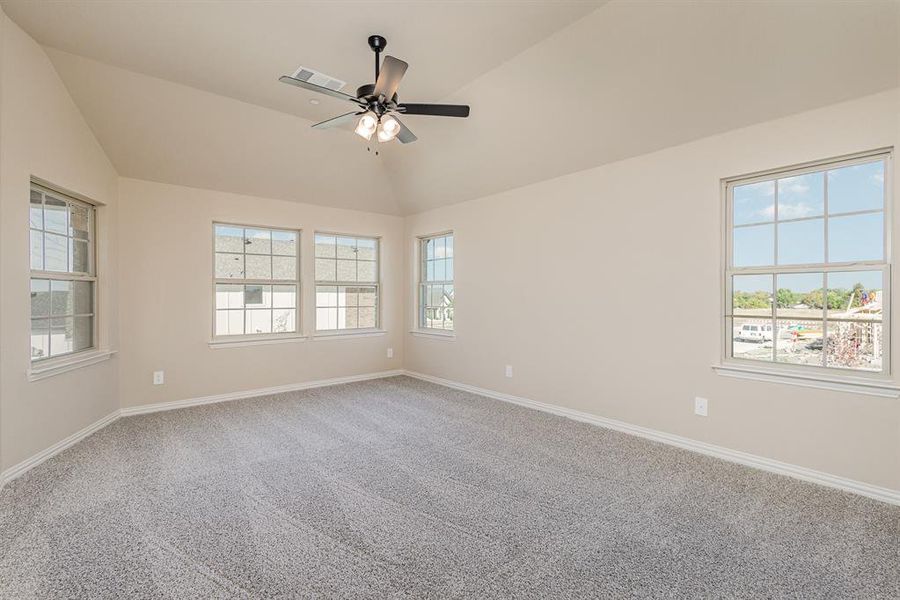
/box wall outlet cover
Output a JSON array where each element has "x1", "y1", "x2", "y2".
[{"x1": 694, "y1": 397, "x2": 708, "y2": 417}]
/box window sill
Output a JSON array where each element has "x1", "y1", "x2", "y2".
[
  {"x1": 410, "y1": 329, "x2": 456, "y2": 340},
  {"x1": 712, "y1": 364, "x2": 900, "y2": 398},
  {"x1": 209, "y1": 335, "x2": 307, "y2": 349},
  {"x1": 312, "y1": 329, "x2": 386, "y2": 341},
  {"x1": 28, "y1": 349, "x2": 116, "y2": 382}
]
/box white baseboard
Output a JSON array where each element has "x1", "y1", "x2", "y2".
[
  {"x1": 402, "y1": 370, "x2": 900, "y2": 506},
  {"x1": 0, "y1": 409, "x2": 120, "y2": 488},
  {"x1": 1, "y1": 370, "x2": 404, "y2": 488}
]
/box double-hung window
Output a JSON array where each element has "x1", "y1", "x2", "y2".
[
  {"x1": 314, "y1": 233, "x2": 379, "y2": 332},
  {"x1": 30, "y1": 183, "x2": 97, "y2": 361},
  {"x1": 419, "y1": 232, "x2": 454, "y2": 331},
  {"x1": 725, "y1": 150, "x2": 891, "y2": 374},
  {"x1": 213, "y1": 224, "x2": 299, "y2": 338}
]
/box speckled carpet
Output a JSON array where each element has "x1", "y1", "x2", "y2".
[{"x1": 0, "y1": 376, "x2": 897, "y2": 598}]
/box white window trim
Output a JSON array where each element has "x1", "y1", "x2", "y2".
[
  {"x1": 211, "y1": 222, "x2": 302, "y2": 343},
  {"x1": 719, "y1": 148, "x2": 894, "y2": 389},
  {"x1": 29, "y1": 181, "x2": 100, "y2": 365},
  {"x1": 417, "y1": 230, "x2": 455, "y2": 332},
  {"x1": 28, "y1": 349, "x2": 116, "y2": 382},
  {"x1": 313, "y1": 231, "x2": 381, "y2": 333}
]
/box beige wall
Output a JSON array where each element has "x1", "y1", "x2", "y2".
[
  {"x1": 404, "y1": 89, "x2": 900, "y2": 492},
  {"x1": 0, "y1": 14, "x2": 119, "y2": 472},
  {"x1": 116, "y1": 179, "x2": 403, "y2": 409}
]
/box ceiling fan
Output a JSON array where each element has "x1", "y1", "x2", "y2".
[{"x1": 279, "y1": 35, "x2": 470, "y2": 145}]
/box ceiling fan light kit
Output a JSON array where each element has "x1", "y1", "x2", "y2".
[{"x1": 280, "y1": 34, "x2": 470, "y2": 145}]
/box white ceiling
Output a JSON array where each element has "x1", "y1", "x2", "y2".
[{"x1": 3, "y1": 1, "x2": 898, "y2": 215}]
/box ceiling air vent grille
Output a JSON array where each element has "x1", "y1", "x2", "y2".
[{"x1": 291, "y1": 66, "x2": 346, "y2": 91}]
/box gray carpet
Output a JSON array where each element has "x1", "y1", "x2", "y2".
[{"x1": 0, "y1": 376, "x2": 897, "y2": 599}]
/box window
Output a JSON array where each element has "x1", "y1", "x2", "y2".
[
  {"x1": 314, "y1": 233, "x2": 379, "y2": 331},
  {"x1": 419, "y1": 232, "x2": 454, "y2": 330},
  {"x1": 726, "y1": 151, "x2": 890, "y2": 374},
  {"x1": 213, "y1": 224, "x2": 299, "y2": 338},
  {"x1": 30, "y1": 183, "x2": 96, "y2": 361}
]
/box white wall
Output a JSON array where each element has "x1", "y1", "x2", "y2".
[
  {"x1": 116, "y1": 179, "x2": 403, "y2": 409},
  {"x1": 404, "y1": 90, "x2": 900, "y2": 492},
  {"x1": 0, "y1": 13, "x2": 119, "y2": 472}
]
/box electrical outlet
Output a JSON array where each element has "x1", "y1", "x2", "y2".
[
  {"x1": 386, "y1": 348, "x2": 394, "y2": 359},
  {"x1": 694, "y1": 397, "x2": 708, "y2": 417},
  {"x1": 153, "y1": 371, "x2": 165, "y2": 385},
  {"x1": 505, "y1": 365, "x2": 513, "y2": 378}
]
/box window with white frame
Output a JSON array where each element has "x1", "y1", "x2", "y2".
[
  {"x1": 314, "y1": 233, "x2": 379, "y2": 331},
  {"x1": 213, "y1": 224, "x2": 299, "y2": 338},
  {"x1": 30, "y1": 183, "x2": 97, "y2": 361},
  {"x1": 725, "y1": 151, "x2": 891, "y2": 373},
  {"x1": 419, "y1": 232, "x2": 454, "y2": 330}
]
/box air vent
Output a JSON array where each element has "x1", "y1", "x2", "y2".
[{"x1": 291, "y1": 66, "x2": 346, "y2": 91}]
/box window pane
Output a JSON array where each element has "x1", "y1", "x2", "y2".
[
  {"x1": 51, "y1": 280, "x2": 73, "y2": 316},
  {"x1": 31, "y1": 319, "x2": 50, "y2": 360},
  {"x1": 445, "y1": 235, "x2": 454, "y2": 258},
  {"x1": 828, "y1": 213, "x2": 883, "y2": 263},
  {"x1": 826, "y1": 321, "x2": 882, "y2": 371},
  {"x1": 272, "y1": 285, "x2": 296, "y2": 309},
  {"x1": 44, "y1": 233, "x2": 68, "y2": 272},
  {"x1": 31, "y1": 279, "x2": 50, "y2": 317},
  {"x1": 216, "y1": 310, "x2": 244, "y2": 336},
  {"x1": 358, "y1": 306, "x2": 376, "y2": 329},
  {"x1": 733, "y1": 274, "x2": 772, "y2": 316},
  {"x1": 273, "y1": 309, "x2": 296, "y2": 333},
  {"x1": 215, "y1": 225, "x2": 244, "y2": 253},
  {"x1": 338, "y1": 288, "x2": 358, "y2": 307},
  {"x1": 244, "y1": 284, "x2": 271, "y2": 308},
  {"x1": 733, "y1": 181, "x2": 774, "y2": 226},
  {"x1": 424, "y1": 238, "x2": 435, "y2": 260},
  {"x1": 30, "y1": 230, "x2": 43, "y2": 270},
  {"x1": 433, "y1": 236, "x2": 446, "y2": 259},
  {"x1": 30, "y1": 190, "x2": 43, "y2": 229},
  {"x1": 315, "y1": 258, "x2": 336, "y2": 281},
  {"x1": 316, "y1": 285, "x2": 338, "y2": 308},
  {"x1": 426, "y1": 260, "x2": 435, "y2": 281},
  {"x1": 272, "y1": 231, "x2": 297, "y2": 256},
  {"x1": 74, "y1": 316, "x2": 93, "y2": 352},
  {"x1": 777, "y1": 172, "x2": 824, "y2": 219},
  {"x1": 433, "y1": 259, "x2": 446, "y2": 281},
  {"x1": 777, "y1": 218, "x2": 823, "y2": 265},
  {"x1": 446, "y1": 258, "x2": 454, "y2": 280},
  {"x1": 827, "y1": 160, "x2": 884, "y2": 215},
  {"x1": 357, "y1": 238, "x2": 377, "y2": 260},
  {"x1": 50, "y1": 316, "x2": 74, "y2": 356},
  {"x1": 70, "y1": 203, "x2": 90, "y2": 240},
  {"x1": 357, "y1": 260, "x2": 376, "y2": 282},
  {"x1": 316, "y1": 307, "x2": 337, "y2": 330},
  {"x1": 70, "y1": 239, "x2": 90, "y2": 273},
  {"x1": 245, "y1": 309, "x2": 272, "y2": 334},
  {"x1": 336, "y1": 236, "x2": 357, "y2": 259},
  {"x1": 272, "y1": 256, "x2": 296, "y2": 280},
  {"x1": 731, "y1": 317, "x2": 773, "y2": 361},
  {"x1": 44, "y1": 195, "x2": 67, "y2": 234},
  {"x1": 336, "y1": 259, "x2": 356, "y2": 282},
  {"x1": 776, "y1": 320, "x2": 823, "y2": 366},
  {"x1": 733, "y1": 224, "x2": 774, "y2": 267},
  {"x1": 215, "y1": 253, "x2": 244, "y2": 278},
  {"x1": 826, "y1": 271, "x2": 882, "y2": 321},
  {"x1": 245, "y1": 254, "x2": 272, "y2": 279},
  {"x1": 338, "y1": 307, "x2": 358, "y2": 329},
  {"x1": 358, "y1": 287, "x2": 377, "y2": 307},
  {"x1": 244, "y1": 229, "x2": 271, "y2": 255},
  {"x1": 315, "y1": 234, "x2": 336, "y2": 258},
  {"x1": 215, "y1": 284, "x2": 244, "y2": 309},
  {"x1": 73, "y1": 281, "x2": 93, "y2": 314},
  {"x1": 775, "y1": 273, "x2": 822, "y2": 319},
  {"x1": 428, "y1": 284, "x2": 444, "y2": 307}
]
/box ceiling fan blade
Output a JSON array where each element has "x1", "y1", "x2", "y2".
[
  {"x1": 373, "y1": 55, "x2": 408, "y2": 100},
  {"x1": 279, "y1": 75, "x2": 363, "y2": 105},
  {"x1": 311, "y1": 111, "x2": 364, "y2": 130},
  {"x1": 395, "y1": 117, "x2": 417, "y2": 144},
  {"x1": 398, "y1": 103, "x2": 470, "y2": 118}
]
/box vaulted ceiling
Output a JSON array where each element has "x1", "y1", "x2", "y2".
[{"x1": 2, "y1": 0, "x2": 898, "y2": 215}]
